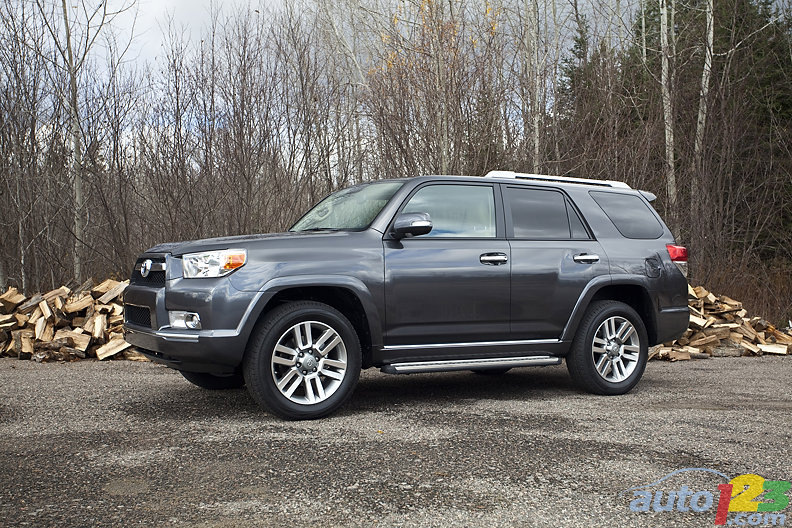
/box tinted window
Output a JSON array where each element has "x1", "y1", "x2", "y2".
[
  {"x1": 508, "y1": 188, "x2": 571, "y2": 239},
  {"x1": 590, "y1": 191, "x2": 663, "y2": 239},
  {"x1": 403, "y1": 185, "x2": 496, "y2": 237},
  {"x1": 567, "y1": 202, "x2": 590, "y2": 239}
]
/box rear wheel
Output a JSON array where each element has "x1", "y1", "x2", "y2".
[
  {"x1": 243, "y1": 301, "x2": 361, "y2": 420},
  {"x1": 180, "y1": 371, "x2": 245, "y2": 390},
  {"x1": 566, "y1": 301, "x2": 648, "y2": 395}
]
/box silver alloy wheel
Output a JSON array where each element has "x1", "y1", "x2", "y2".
[
  {"x1": 270, "y1": 320, "x2": 348, "y2": 405},
  {"x1": 591, "y1": 316, "x2": 641, "y2": 383}
]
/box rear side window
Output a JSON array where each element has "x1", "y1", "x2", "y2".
[
  {"x1": 507, "y1": 187, "x2": 588, "y2": 240},
  {"x1": 590, "y1": 191, "x2": 663, "y2": 239}
]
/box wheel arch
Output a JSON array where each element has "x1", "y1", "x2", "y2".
[
  {"x1": 240, "y1": 277, "x2": 380, "y2": 368},
  {"x1": 562, "y1": 278, "x2": 658, "y2": 346}
]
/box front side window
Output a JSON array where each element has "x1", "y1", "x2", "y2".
[
  {"x1": 403, "y1": 184, "x2": 496, "y2": 238},
  {"x1": 291, "y1": 181, "x2": 404, "y2": 231}
]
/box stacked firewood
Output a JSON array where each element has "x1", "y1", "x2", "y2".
[
  {"x1": 1, "y1": 280, "x2": 790, "y2": 364},
  {"x1": 0, "y1": 280, "x2": 147, "y2": 363},
  {"x1": 652, "y1": 285, "x2": 792, "y2": 361}
]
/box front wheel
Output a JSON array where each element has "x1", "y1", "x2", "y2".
[
  {"x1": 243, "y1": 301, "x2": 361, "y2": 420},
  {"x1": 566, "y1": 301, "x2": 648, "y2": 395}
]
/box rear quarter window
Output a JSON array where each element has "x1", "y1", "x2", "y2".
[{"x1": 589, "y1": 191, "x2": 664, "y2": 239}]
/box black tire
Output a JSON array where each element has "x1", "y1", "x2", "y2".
[
  {"x1": 180, "y1": 371, "x2": 245, "y2": 390},
  {"x1": 243, "y1": 301, "x2": 361, "y2": 420},
  {"x1": 472, "y1": 368, "x2": 512, "y2": 376},
  {"x1": 566, "y1": 300, "x2": 648, "y2": 395}
]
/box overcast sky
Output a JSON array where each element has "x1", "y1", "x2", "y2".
[{"x1": 113, "y1": 0, "x2": 271, "y2": 65}]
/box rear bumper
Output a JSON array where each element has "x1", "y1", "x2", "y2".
[
  {"x1": 124, "y1": 326, "x2": 247, "y2": 374},
  {"x1": 655, "y1": 305, "x2": 690, "y2": 345}
]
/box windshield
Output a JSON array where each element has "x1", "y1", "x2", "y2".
[{"x1": 291, "y1": 181, "x2": 404, "y2": 231}]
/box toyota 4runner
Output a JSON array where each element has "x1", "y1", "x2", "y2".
[{"x1": 124, "y1": 171, "x2": 689, "y2": 419}]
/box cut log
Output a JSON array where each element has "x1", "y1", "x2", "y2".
[
  {"x1": 703, "y1": 327, "x2": 731, "y2": 340},
  {"x1": 693, "y1": 286, "x2": 710, "y2": 299},
  {"x1": 34, "y1": 318, "x2": 47, "y2": 340},
  {"x1": 64, "y1": 294, "x2": 94, "y2": 314},
  {"x1": 96, "y1": 338, "x2": 131, "y2": 360},
  {"x1": 0, "y1": 287, "x2": 27, "y2": 312},
  {"x1": 689, "y1": 314, "x2": 707, "y2": 329},
  {"x1": 42, "y1": 286, "x2": 71, "y2": 302},
  {"x1": 757, "y1": 344, "x2": 789, "y2": 355},
  {"x1": 34, "y1": 338, "x2": 74, "y2": 350},
  {"x1": 97, "y1": 280, "x2": 129, "y2": 304},
  {"x1": 53, "y1": 329, "x2": 91, "y2": 352},
  {"x1": 38, "y1": 300, "x2": 52, "y2": 320},
  {"x1": 72, "y1": 278, "x2": 94, "y2": 296},
  {"x1": 92, "y1": 314, "x2": 106, "y2": 341},
  {"x1": 41, "y1": 322, "x2": 54, "y2": 342},
  {"x1": 688, "y1": 335, "x2": 721, "y2": 348},
  {"x1": 16, "y1": 294, "x2": 43, "y2": 314},
  {"x1": 61, "y1": 346, "x2": 85, "y2": 359},
  {"x1": 740, "y1": 341, "x2": 761, "y2": 355},
  {"x1": 122, "y1": 349, "x2": 149, "y2": 362},
  {"x1": 91, "y1": 279, "x2": 120, "y2": 298}
]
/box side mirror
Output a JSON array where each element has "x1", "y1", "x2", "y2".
[{"x1": 392, "y1": 212, "x2": 432, "y2": 239}]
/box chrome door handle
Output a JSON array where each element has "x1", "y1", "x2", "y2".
[
  {"x1": 573, "y1": 254, "x2": 600, "y2": 264},
  {"x1": 480, "y1": 253, "x2": 508, "y2": 265}
]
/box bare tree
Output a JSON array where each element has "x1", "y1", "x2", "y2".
[{"x1": 33, "y1": 0, "x2": 135, "y2": 281}]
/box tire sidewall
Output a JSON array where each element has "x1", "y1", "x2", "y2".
[
  {"x1": 574, "y1": 302, "x2": 648, "y2": 395},
  {"x1": 245, "y1": 303, "x2": 361, "y2": 419}
]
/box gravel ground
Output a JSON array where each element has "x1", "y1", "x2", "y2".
[{"x1": 1, "y1": 356, "x2": 791, "y2": 527}]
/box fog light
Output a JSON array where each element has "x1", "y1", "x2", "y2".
[{"x1": 169, "y1": 311, "x2": 202, "y2": 330}]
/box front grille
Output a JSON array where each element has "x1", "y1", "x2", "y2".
[
  {"x1": 124, "y1": 304, "x2": 152, "y2": 329},
  {"x1": 130, "y1": 269, "x2": 166, "y2": 287},
  {"x1": 130, "y1": 257, "x2": 167, "y2": 287}
]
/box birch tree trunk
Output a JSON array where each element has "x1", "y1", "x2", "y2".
[
  {"x1": 659, "y1": 0, "x2": 677, "y2": 212},
  {"x1": 526, "y1": 0, "x2": 541, "y2": 173},
  {"x1": 691, "y1": 0, "x2": 713, "y2": 215},
  {"x1": 61, "y1": 0, "x2": 85, "y2": 282}
]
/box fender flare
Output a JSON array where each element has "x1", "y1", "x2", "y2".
[
  {"x1": 238, "y1": 275, "x2": 383, "y2": 348},
  {"x1": 560, "y1": 275, "x2": 654, "y2": 342}
]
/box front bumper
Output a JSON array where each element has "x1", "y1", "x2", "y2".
[
  {"x1": 123, "y1": 254, "x2": 273, "y2": 374},
  {"x1": 124, "y1": 326, "x2": 247, "y2": 374}
]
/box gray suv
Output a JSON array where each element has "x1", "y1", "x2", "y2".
[{"x1": 124, "y1": 171, "x2": 689, "y2": 419}]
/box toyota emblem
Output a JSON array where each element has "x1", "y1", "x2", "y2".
[{"x1": 140, "y1": 259, "x2": 152, "y2": 278}]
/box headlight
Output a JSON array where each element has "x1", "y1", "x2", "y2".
[{"x1": 182, "y1": 249, "x2": 247, "y2": 278}]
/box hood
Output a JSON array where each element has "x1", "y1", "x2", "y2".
[{"x1": 145, "y1": 230, "x2": 353, "y2": 256}]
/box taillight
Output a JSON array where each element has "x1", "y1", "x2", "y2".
[{"x1": 666, "y1": 244, "x2": 688, "y2": 276}]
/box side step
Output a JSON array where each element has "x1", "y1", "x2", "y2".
[{"x1": 380, "y1": 355, "x2": 562, "y2": 374}]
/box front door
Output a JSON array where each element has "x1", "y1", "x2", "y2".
[{"x1": 383, "y1": 182, "x2": 510, "y2": 350}]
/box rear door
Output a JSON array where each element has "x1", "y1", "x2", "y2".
[
  {"x1": 505, "y1": 186, "x2": 610, "y2": 340},
  {"x1": 383, "y1": 182, "x2": 510, "y2": 348}
]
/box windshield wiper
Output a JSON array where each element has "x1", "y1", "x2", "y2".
[{"x1": 293, "y1": 227, "x2": 344, "y2": 232}]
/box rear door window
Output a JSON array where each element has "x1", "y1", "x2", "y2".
[
  {"x1": 507, "y1": 187, "x2": 587, "y2": 240},
  {"x1": 590, "y1": 191, "x2": 663, "y2": 239}
]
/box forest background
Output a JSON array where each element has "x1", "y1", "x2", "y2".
[{"x1": 1, "y1": 0, "x2": 791, "y2": 323}]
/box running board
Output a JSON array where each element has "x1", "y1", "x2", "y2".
[{"x1": 380, "y1": 355, "x2": 562, "y2": 374}]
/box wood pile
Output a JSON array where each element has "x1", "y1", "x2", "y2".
[
  {"x1": 0, "y1": 280, "x2": 148, "y2": 363},
  {"x1": 652, "y1": 285, "x2": 792, "y2": 361}
]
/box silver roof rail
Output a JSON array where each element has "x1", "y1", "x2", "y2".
[{"x1": 484, "y1": 170, "x2": 631, "y2": 189}]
